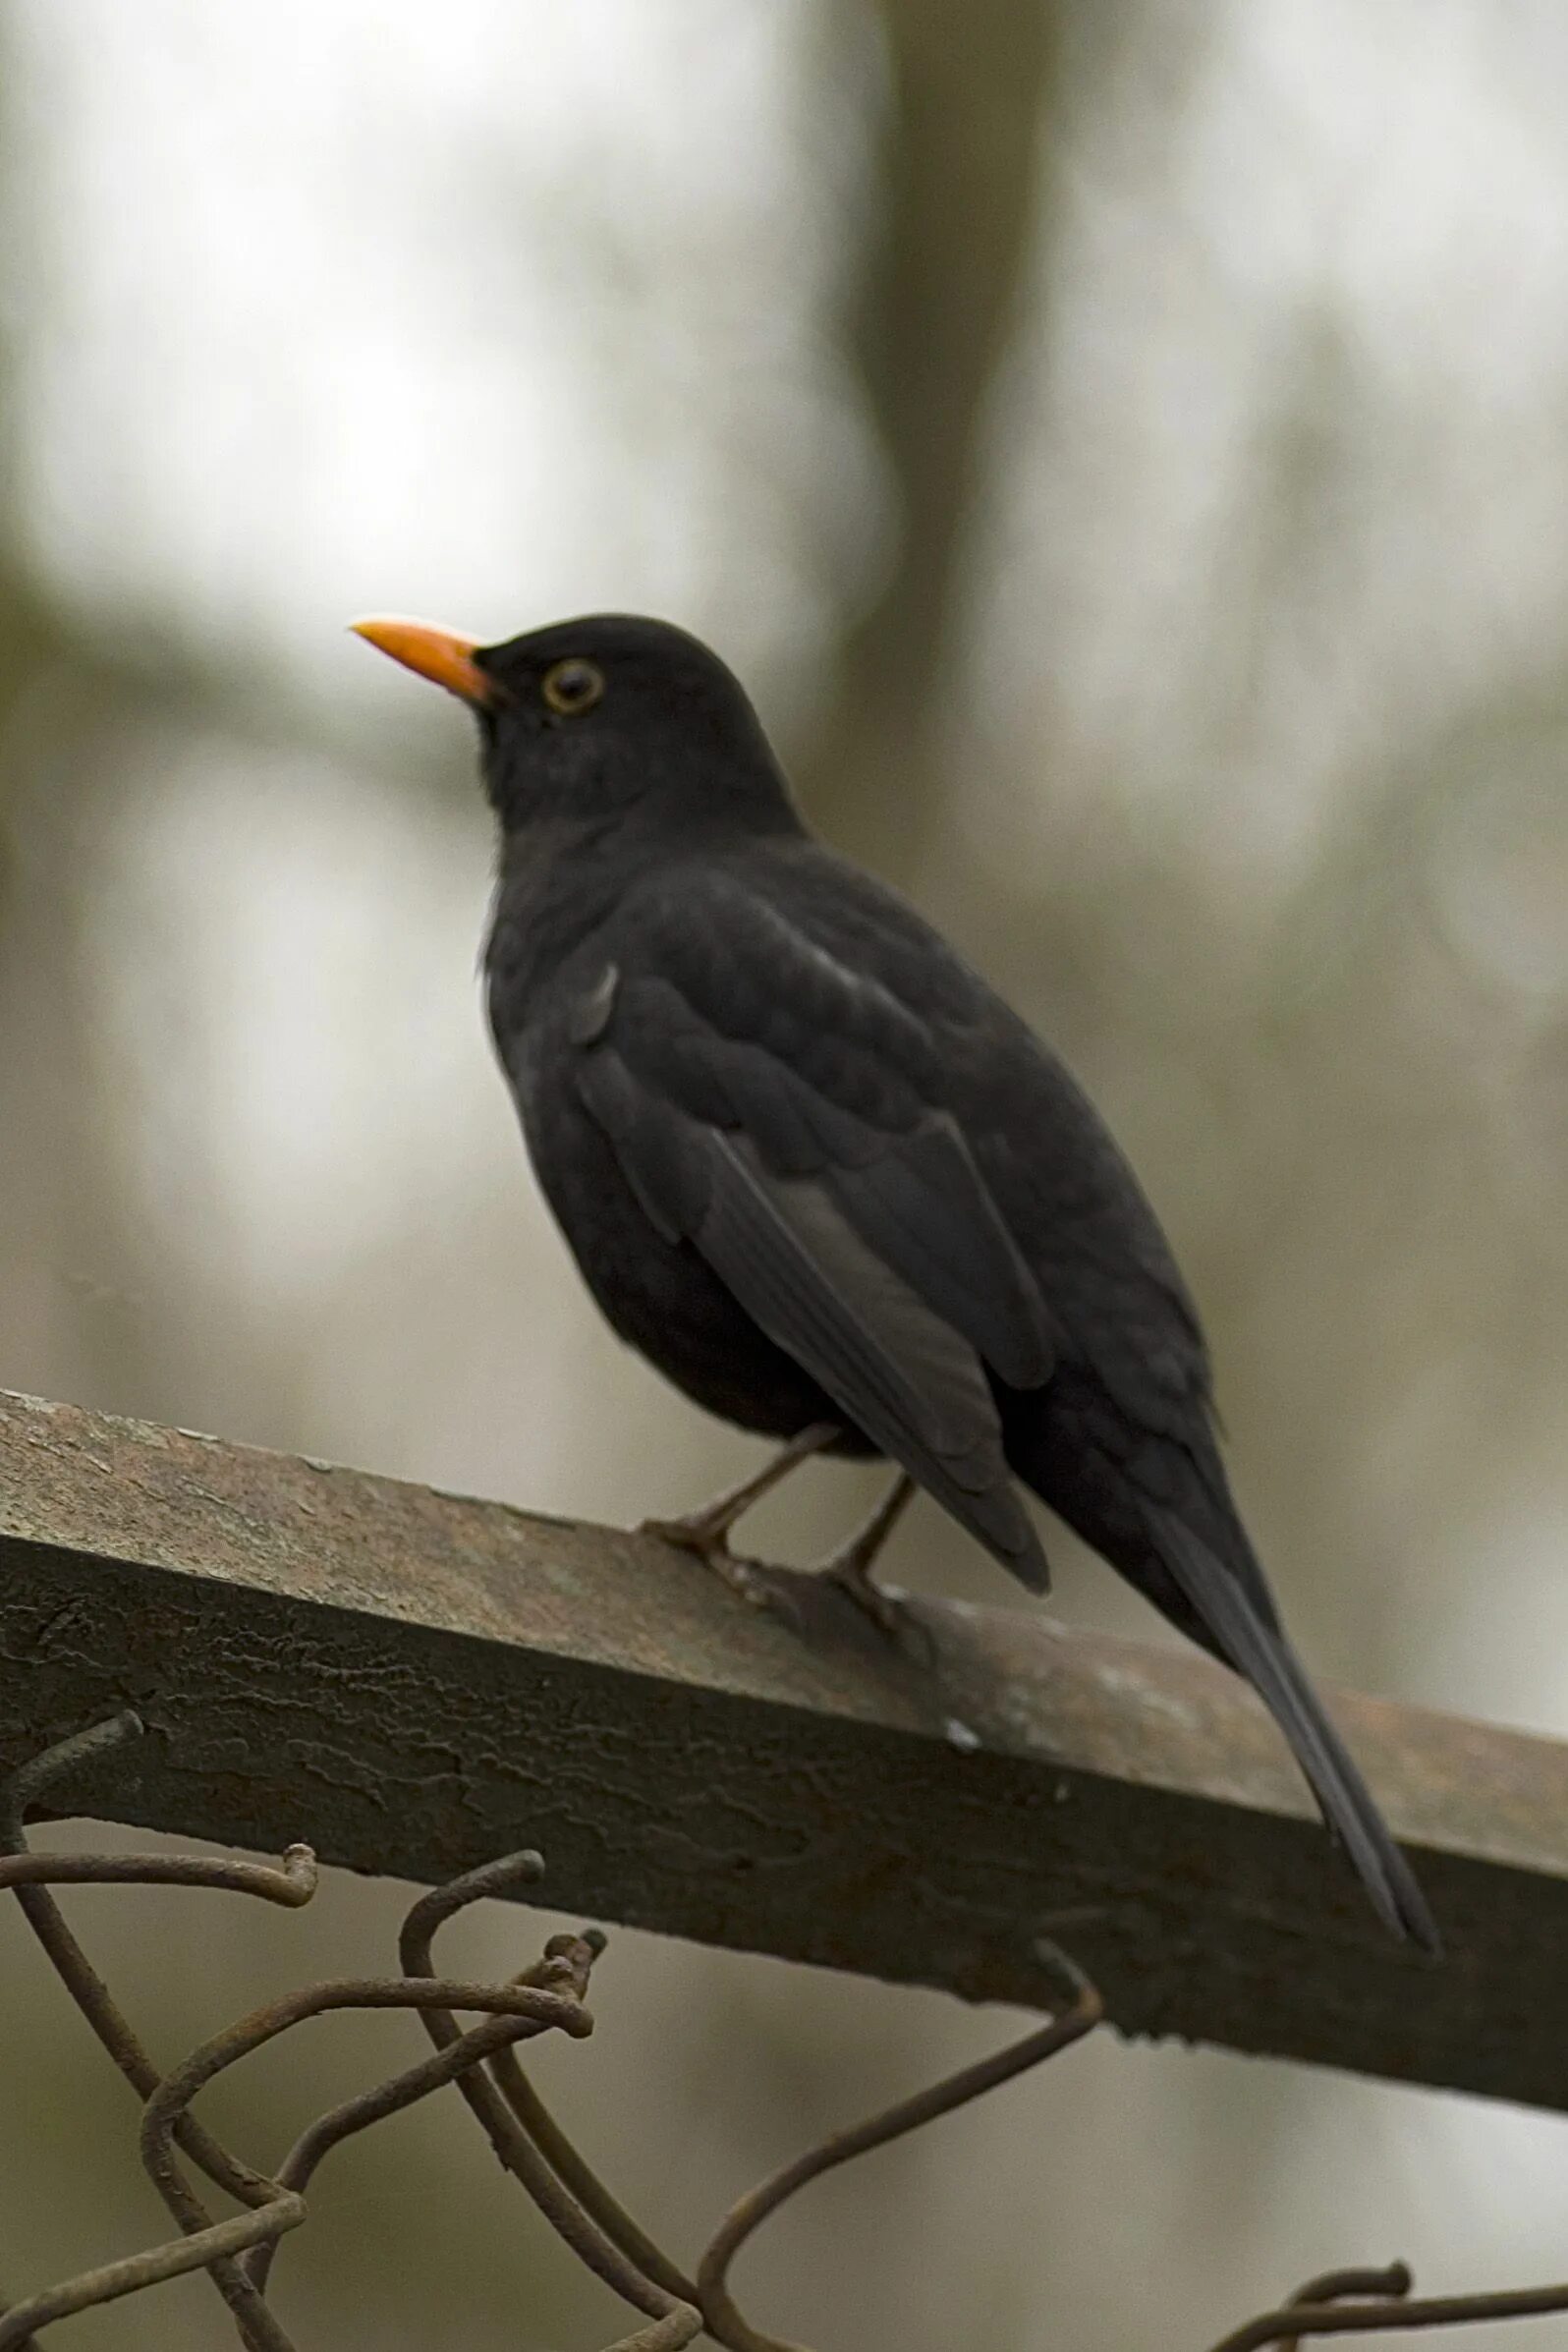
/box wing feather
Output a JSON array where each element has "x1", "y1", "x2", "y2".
[
  {"x1": 568, "y1": 884, "x2": 1060, "y2": 1589},
  {"x1": 577, "y1": 1030, "x2": 1048, "y2": 1590}
]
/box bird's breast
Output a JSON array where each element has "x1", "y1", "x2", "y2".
[{"x1": 493, "y1": 997, "x2": 848, "y2": 1444}]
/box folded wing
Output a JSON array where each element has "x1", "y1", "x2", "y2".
[{"x1": 572, "y1": 881, "x2": 1054, "y2": 1589}]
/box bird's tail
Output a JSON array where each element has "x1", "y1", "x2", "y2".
[{"x1": 1149, "y1": 1508, "x2": 1440, "y2": 1955}]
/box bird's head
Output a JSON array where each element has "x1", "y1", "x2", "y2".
[{"x1": 352, "y1": 610, "x2": 798, "y2": 841}]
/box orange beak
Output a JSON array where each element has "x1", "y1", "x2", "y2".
[{"x1": 351, "y1": 616, "x2": 492, "y2": 706}]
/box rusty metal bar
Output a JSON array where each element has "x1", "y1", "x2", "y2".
[{"x1": 1, "y1": 1387, "x2": 1565, "y2": 2109}]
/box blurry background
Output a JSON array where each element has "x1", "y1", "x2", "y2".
[{"x1": 3, "y1": 1, "x2": 1567, "y2": 2344}]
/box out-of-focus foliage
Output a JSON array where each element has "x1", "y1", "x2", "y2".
[{"x1": 1, "y1": 4, "x2": 1565, "y2": 2347}]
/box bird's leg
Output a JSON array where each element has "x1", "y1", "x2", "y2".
[
  {"x1": 818, "y1": 1473, "x2": 915, "y2": 1634},
  {"x1": 641, "y1": 1422, "x2": 840, "y2": 1600}
]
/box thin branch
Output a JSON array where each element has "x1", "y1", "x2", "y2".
[
  {"x1": 0, "y1": 2197, "x2": 308, "y2": 2352},
  {"x1": 697, "y1": 1944, "x2": 1102, "y2": 2352},
  {"x1": 1210, "y1": 2262, "x2": 1568, "y2": 2349},
  {"x1": 399, "y1": 1863, "x2": 702, "y2": 2345}
]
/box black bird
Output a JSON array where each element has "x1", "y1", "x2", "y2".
[{"x1": 354, "y1": 609, "x2": 1437, "y2": 1951}]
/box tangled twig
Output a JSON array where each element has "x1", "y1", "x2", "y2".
[
  {"x1": 0, "y1": 1722, "x2": 620, "y2": 2349},
  {"x1": 0, "y1": 1716, "x2": 1104, "y2": 2352},
  {"x1": 400, "y1": 1859, "x2": 703, "y2": 2349},
  {"x1": 5, "y1": 1712, "x2": 1563, "y2": 2351},
  {"x1": 0, "y1": 1715, "x2": 318, "y2": 2351}
]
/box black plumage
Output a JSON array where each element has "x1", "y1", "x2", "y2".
[{"x1": 354, "y1": 609, "x2": 1438, "y2": 1953}]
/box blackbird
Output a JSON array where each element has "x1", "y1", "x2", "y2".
[{"x1": 355, "y1": 609, "x2": 1437, "y2": 1951}]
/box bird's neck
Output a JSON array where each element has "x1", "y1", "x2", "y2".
[{"x1": 484, "y1": 802, "x2": 801, "y2": 1009}]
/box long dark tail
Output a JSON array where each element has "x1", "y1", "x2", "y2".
[{"x1": 1150, "y1": 1508, "x2": 1440, "y2": 1954}]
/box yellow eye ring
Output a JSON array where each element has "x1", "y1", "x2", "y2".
[{"x1": 541, "y1": 657, "x2": 605, "y2": 716}]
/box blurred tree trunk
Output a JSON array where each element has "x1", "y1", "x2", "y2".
[
  {"x1": 802, "y1": 0, "x2": 1058, "y2": 874},
  {"x1": 0, "y1": 174, "x2": 175, "y2": 1413},
  {"x1": 0, "y1": 589, "x2": 156, "y2": 1409}
]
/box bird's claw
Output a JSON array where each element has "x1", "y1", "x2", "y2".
[
  {"x1": 823, "y1": 1560, "x2": 905, "y2": 1639},
  {"x1": 823, "y1": 1564, "x2": 940, "y2": 1668},
  {"x1": 640, "y1": 1514, "x2": 774, "y2": 1609},
  {"x1": 639, "y1": 1508, "x2": 733, "y2": 1557}
]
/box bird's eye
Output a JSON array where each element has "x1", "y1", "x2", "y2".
[{"x1": 541, "y1": 657, "x2": 605, "y2": 716}]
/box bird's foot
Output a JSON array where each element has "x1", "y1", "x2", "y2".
[
  {"x1": 638, "y1": 1424, "x2": 841, "y2": 1594},
  {"x1": 639, "y1": 1500, "x2": 739, "y2": 1555},
  {"x1": 639, "y1": 1511, "x2": 776, "y2": 1608},
  {"x1": 814, "y1": 1472, "x2": 917, "y2": 1642},
  {"x1": 822, "y1": 1553, "x2": 905, "y2": 1637}
]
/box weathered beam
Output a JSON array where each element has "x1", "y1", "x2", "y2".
[{"x1": 0, "y1": 1388, "x2": 1563, "y2": 2108}]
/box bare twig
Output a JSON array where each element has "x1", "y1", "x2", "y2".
[
  {"x1": 0, "y1": 1715, "x2": 319, "y2": 2349},
  {"x1": 488, "y1": 2039, "x2": 702, "y2": 2304},
  {"x1": 137, "y1": 1969, "x2": 590, "y2": 2263},
  {"x1": 0, "y1": 1713, "x2": 315, "y2": 2211},
  {"x1": 1209, "y1": 2261, "x2": 1568, "y2": 2348},
  {"x1": 0, "y1": 1849, "x2": 315, "y2": 1901},
  {"x1": 696, "y1": 1944, "x2": 1103, "y2": 2352},
  {"x1": 400, "y1": 1862, "x2": 703, "y2": 2348},
  {"x1": 245, "y1": 2000, "x2": 593, "y2": 2292},
  {"x1": 0, "y1": 2198, "x2": 307, "y2": 2351},
  {"x1": 1288, "y1": 2271, "x2": 1416, "y2": 2311},
  {"x1": 0, "y1": 1723, "x2": 698, "y2": 2352}
]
